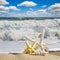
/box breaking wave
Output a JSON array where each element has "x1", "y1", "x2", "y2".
[{"x1": 0, "y1": 19, "x2": 60, "y2": 41}]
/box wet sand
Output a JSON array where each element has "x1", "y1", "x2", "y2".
[{"x1": 0, "y1": 51, "x2": 60, "y2": 60}]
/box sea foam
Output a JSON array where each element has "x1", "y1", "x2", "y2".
[{"x1": 0, "y1": 19, "x2": 60, "y2": 41}]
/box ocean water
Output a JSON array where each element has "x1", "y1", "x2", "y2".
[
  {"x1": 0, "y1": 17, "x2": 60, "y2": 41},
  {"x1": 0, "y1": 17, "x2": 60, "y2": 53},
  {"x1": 0, "y1": 40, "x2": 60, "y2": 53}
]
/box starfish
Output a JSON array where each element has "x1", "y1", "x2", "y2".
[
  {"x1": 24, "y1": 30, "x2": 49, "y2": 55},
  {"x1": 24, "y1": 30, "x2": 57, "y2": 55},
  {"x1": 23, "y1": 41, "x2": 36, "y2": 54}
]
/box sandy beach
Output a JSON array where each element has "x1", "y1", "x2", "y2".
[{"x1": 0, "y1": 51, "x2": 60, "y2": 60}]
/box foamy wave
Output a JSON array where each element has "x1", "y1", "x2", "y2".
[
  {"x1": 0, "y1": 19, "x2": 60, "y2": 41},
  {"x1": 0, "y1": 19, "x2": 60, "y2": 28}
]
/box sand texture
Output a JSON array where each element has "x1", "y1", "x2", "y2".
[{"x1": 0, "y1": 51, "x2": 60, "y2": 60}]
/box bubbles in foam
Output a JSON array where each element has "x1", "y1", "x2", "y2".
[{"x1": 0, "y1": 19, "x2": 60, "y2": 41}]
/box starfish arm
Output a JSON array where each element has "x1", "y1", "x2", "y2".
[
  {"x1": 21, "y1": 49, "x2": 26, "y2": 53},
  {"x1": 25, "y1": 41, "x2": 31, "y2": 48},
  {"x1": 25, "y1": 36, "x2": 36, "y2": 43},
  {"x1": 32, "y1": 42, "x2": 36, "y2": 48},
  {"x1": 35, "y1": 45, "x2": 40, "y2": 50},
  {"x1": 40, "y1": 30, "x2": 45, "y2": 43}
]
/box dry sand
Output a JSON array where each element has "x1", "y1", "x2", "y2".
[{"x1": 0, "y1": 51, "x2": 60, "y2": 60}]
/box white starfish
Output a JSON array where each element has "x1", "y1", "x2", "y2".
[{"x1": 24, "y1": 30, "x2": 57, "y2": 55}]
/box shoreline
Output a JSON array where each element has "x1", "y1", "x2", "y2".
[
  {"x1": 0, "y1": 51, "x2": 60, "y2": 60},
  {"x1": 49, "y1": 51, "x2": 60, "y2": 56}
]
